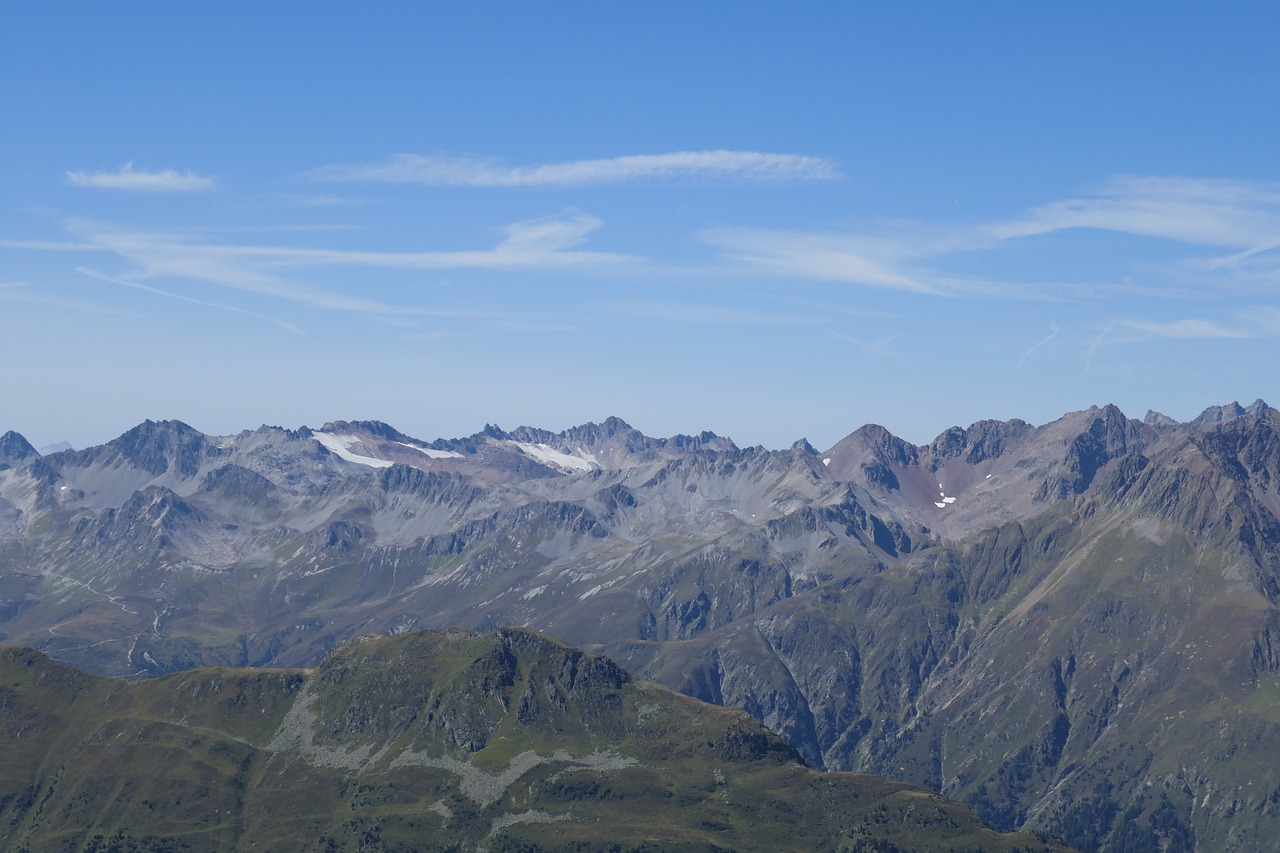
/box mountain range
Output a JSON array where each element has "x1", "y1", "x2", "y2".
[{"x1": 2, "y1": 400, "x2": 1278, "y2": 851}]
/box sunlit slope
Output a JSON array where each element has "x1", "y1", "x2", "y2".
[
  {"x1": 3, "y1": 401, "x2": 1279, "y2": 849},
  {"x1": 0, "y1": 629, "x2": 1071, "y2": 852}
]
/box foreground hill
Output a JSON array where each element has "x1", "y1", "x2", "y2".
[
  {"x1": 1, "y1": 401, "x2": 1278, "y2": 850},
  {"x1": 0, "y1": 628, "x2": 1069, "y2": 852}
]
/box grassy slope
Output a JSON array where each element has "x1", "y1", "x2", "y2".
[{"x1": 0, "y1": 632, "x2": 1074, "y2": 853}]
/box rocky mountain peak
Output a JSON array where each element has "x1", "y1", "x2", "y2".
[
  {"x1": 507, "y1": 417, "x2": 638, "y2": 449},
  {"x1": 790, "y1": 438, "x2": 818, "y2": 455},
  {"x1": 1143, "y1": 409, "x2": 1179, "y2": 428},
  {"x1": 559, "y1": 415, "x2": 636, "y2": 445},
  {"x1": 0, "y1": 430, "x2": 38, "y2": 470},
  {"x1": 1194, "y1": 398, "x2": 1272, "y2": 426},
  {"x1": 107, "y1": 418, "x2": 215, "y2": 478},
  {"x1": 846, "y1": 423, "x2": 919, "y2": 466},
  {"x1": 929, "y1": 425, "x2": 969, "y2": 460},
  {"x1": 1089, "y1": 402, "x2": 1144, "y2": 454},
  {"x1": 318, "y1": 419, "x2": 409, "y2": 443},
  {"x1": 667, "y1": 429, "x2": 737, "y2": 452}
]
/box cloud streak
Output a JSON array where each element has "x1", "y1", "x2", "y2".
[
  {"x1": 65, "y1": 163, "x2": 215, "y2": 192},
  {"x1": 311, "y1": 150, "x2": 840, "y2": 187},
  {"x1": 702, "y1": 227, "x2": 943, "y2": 294},
  {"x1": 7, "y1": 212, "x2": 641, "y2": 319},
  {"x1": 76, "y1": 268, "x2": 302, "y2": 333},
  {"x1": 609, "y1": 299, "x2": 823, "y2": 327},
  {"x1": 1118, "y1": 318, "x2": 1253, "y2": 339},
  {"x1": 833, "y1": 332, "x2": 907, "y2": 363},
  {"x1": 991, "y1": 176, "x2": 1280, "y2": 249},
  {"x1": 0, "y1": 281, "x2": 131, "y2": 316},
  {"x1": 1016, "y1": 322, "x2": 1060, "y2": 369},
  {"x1": 707, "y1": 175, "x2": 1280, "y2": 298}
]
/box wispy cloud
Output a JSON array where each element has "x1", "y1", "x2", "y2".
[
  {"x1": 76, "y1": 268, "x2": 302, "y2": 333},
  {"x1": 1074, "y1": 303, "x2": 1280, "y2": 379},
  {"x1": 609, "y1": 299, "x2": 822, "y2": 326},
  {"x1": 702, "y1": 227, "x2": 943, "y2": 294},
  {"x1": 70, "y1": 211, "x2": 634, "y2": 273},
  {"x1": 991, "y1": 176, "x2": 1280, "y2": 249},
  {"x1": 1083, "y1": 325, "x2": 1113, "y2": 377},
  {"x1": 1247, "y1": 306, "x2": 1280, "y2": 334},
  {"x1": 12, "y1": 212, "x2": 640, "y2": 319},
  {"x1": 0, "y1": 281, "x2": 131, "y2": 316},
  {"x1": 311, "y1": 150, "x2": 840, "y2": 187},
  {"x1": 1016, "y1": 322, "x2": 1060, "y2": 369},
  {"x1": 707, "y1": 175, "x2": 1280, "y2": 298},
  {"x1": 833, "y1": 332, "x2": 907, "y2": 363},
  {"x1": 1117, "y1": 318, "x2": 1254, "y2": 339},
  {"x1": 64, "y1": 162, "x2": 215, "y2": 192}
]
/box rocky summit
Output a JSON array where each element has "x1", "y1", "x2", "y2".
[
  {"x1": 1, "y1": 401, "x2": 1278, "y2": 851},
  {"x1": 0, "y1": 629, "x2": 1070, "y2": 852}
]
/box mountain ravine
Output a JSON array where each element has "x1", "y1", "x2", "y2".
[{"x1": 1, "y1": 401, "x2": 1278, "y2": 851}]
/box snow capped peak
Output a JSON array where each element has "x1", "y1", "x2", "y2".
[
  {"x1": 311, "y1": 431, "x2": 395, "y2": 469},
  {"x1": 396, "y1": 442, "x2": 463, "y2": 460},
  {"x1": 508, "y1": 441, "x2": 598, "y2": 473}
]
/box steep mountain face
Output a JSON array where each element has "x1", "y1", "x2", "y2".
[
  {"x1": 0, "y1": 629, "x2": 1070, "y2": 852},
  {"x1": 0, "y1": 431, "x2": 38, "y2": 471},
  {"x1": 0, "y1": 402, "x2": 1278, "y2": 850}
]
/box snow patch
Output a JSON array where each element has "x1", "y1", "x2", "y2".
[
  {"x1": 511, "y1": 441, "x2": 598, "y2": 473},
  {"x1": 522, "y1": 585, "x2": 547, "y2": 600},
  {"x1": 986, "y1": 474, "x2": 992, "y2": 479},
  {"x1": 822, "y1": 458, "x2": 831, "y2": 467},
  {"x1": 943, "y1": 496, "x2": 956, "y2": 504},
  {"x1": 312, "y1": 432, "x2": 394, "y2": 468},
  {"x1": 578, "y1": 584, "x2": 603, "y2": 600},
  {"x1": 397, "y1": 441, "x2": 463, "y2": 459},
  {"x1": 934, "y1": 501, "x2": 946, "y2": 508}
]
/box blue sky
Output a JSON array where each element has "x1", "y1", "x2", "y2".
[{"x1": 3, "y1": 3, "x2": 1279, "y2": 450}]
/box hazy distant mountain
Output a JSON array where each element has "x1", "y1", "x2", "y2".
[
  {"x1": 36, "y1": 440, "x2": 74, "y2": 455},
  {"x1": 1, "y1": 401, "x2": 1277, "y2": 850},
  {"x1": 0, "y1": 629, "x2": 1070, "y2": 852}
]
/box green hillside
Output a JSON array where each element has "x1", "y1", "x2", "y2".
[{"x1": 0, "y1": 629, "x2": 1072, "y2": 852}]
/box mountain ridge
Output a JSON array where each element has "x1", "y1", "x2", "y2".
[{"x1": 0, "y1": 627, "x2": 1073, "y2": 852}]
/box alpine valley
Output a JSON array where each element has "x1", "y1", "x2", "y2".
[{"x1": 2, "y1": 400, "x2": 1279, "y2": 851}]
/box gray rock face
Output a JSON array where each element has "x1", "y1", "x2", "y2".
[
  {"x1": 1, "y1": 402, "x2": 1278, "y2": 851},
  {"x1": 0, "y1": 431, "x2": 37, "y2": 471}
]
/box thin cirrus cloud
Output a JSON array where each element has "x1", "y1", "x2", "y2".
[
  {"x1": 0, "y1": 212, "x2": 642, "y2": 319},
  {"x1": 608, "y1": 299, "x2": 823, "y2": 327},
  {"x1": 64, "y1": 162, "x2": 216, "y2": 192},
  {"x1": 0, "y1": 280, "x2": 131, "y2": 316},
  {"x1": 705, "y1": 175, "x2": 1280, "y2": 296},
  {"x1": 1015, "y1": 322, "x2": 1061, "y2": 370},
  {"x1": 989, "y1": 175, "x2": 1280, "y2": 251},
  {"x1": 76, "y1": 267, "x2": 303, "y2": 333},
  {"x1": 701, "y1": 227, "x2": 944, "y2": 295},
  {"x1": 1117, "y1": 318, "x2": 1253, "y2": 339},
  {"x1": 310, "y1": 150, "x2": 840, "y2": 187}
]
